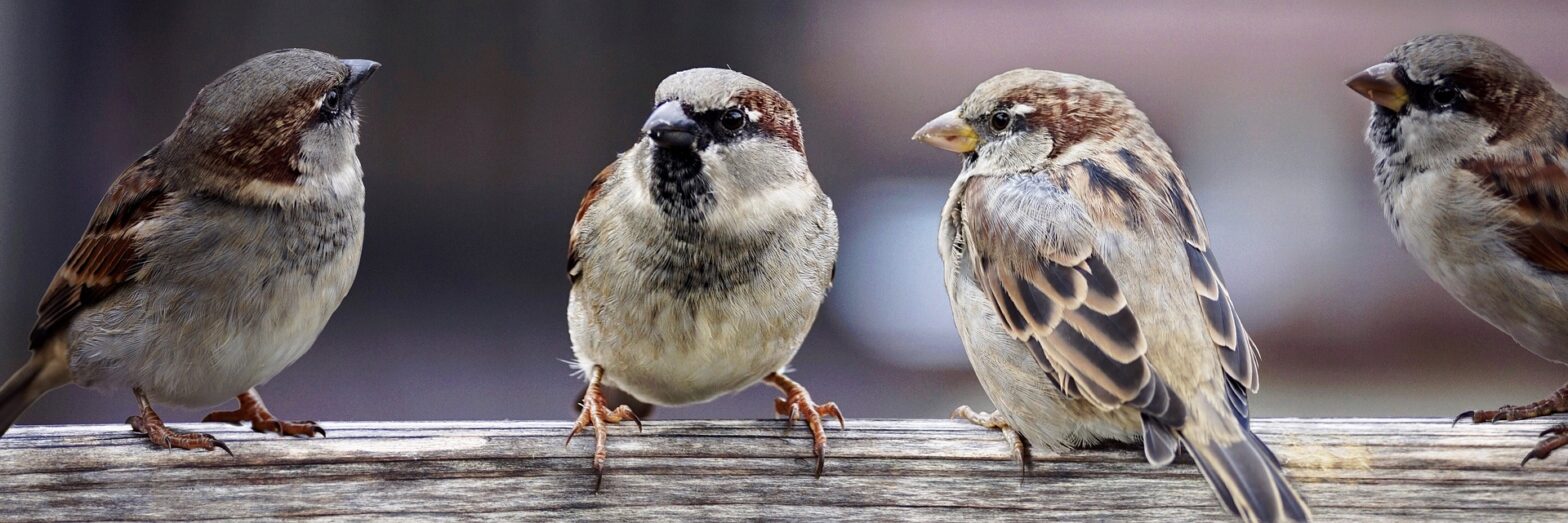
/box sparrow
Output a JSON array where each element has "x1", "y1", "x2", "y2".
[
  {"x1": 1349, "y1": 34, "x2": 1568, "y2": 464},
  {"x1": 566, "y1": 68, "x2": 841, "y2": 481},
  {"x1": 915, "y1": 69, "x2": 1310, "y2": 522},
  {"x1": 0, "y1": 49, "x2": 379, "y2": 453}
]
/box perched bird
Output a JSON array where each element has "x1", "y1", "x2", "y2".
[
  {"x1": 1349, "y1": 34, "x2": 1568, "y2": 464},
  {"x1": 0, "y1": 49, "x2": 379, "y2": 452},
  {"x1": 915, "y1": 69, "x2": 1310, "y2": 521},
  {"x1": 567, "y1": 68, "x2": 841, "y2": 480}
]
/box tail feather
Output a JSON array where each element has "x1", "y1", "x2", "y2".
[
  {"x1": 0, "y1": 341, "x2": 71, "y2": 437},
  {"x1": 1182, "y1": 426, "x2": 1311, "y2": 522}
]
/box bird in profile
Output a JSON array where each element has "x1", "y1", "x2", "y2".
[
  {"x1": 1349, "y1": 34, "x2": 1568, "y2": 464},
  {"x1": 0, "y1": 49, "x2": 379, "y2": 452},
  {"x1": 916, "y1": 69, "x2": 1310, "y2": 521}
]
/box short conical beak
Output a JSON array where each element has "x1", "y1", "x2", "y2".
[
  {"x1": 642, "y1": 100, "x2": 699, "y2": 149},
  {"x1": 1346, "y1": 62, "x2": 1408, "y2": 112},
  {"x1": 912, "y1": 109, "x2": 978, "y2": 153},
  {"x1": 340, "y1": 59, "x2": 380, "y2": 104}
]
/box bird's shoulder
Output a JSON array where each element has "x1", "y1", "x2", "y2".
[
  {"x1": 30, "y1": 149, "x2": 171, "y2": 349},
  {"x1": 1459, "y1": 139, "x2": 1568, "y2": 273},
  {"x1": 568, "y1": 158, "x2": 627, "y2": 285}
]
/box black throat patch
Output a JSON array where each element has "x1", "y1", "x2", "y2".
[{"x1": 650, "y1": 147, "x2": 714, "y2": 222}]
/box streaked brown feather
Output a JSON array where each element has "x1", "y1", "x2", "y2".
[
  {"x1": 29, "y1": 153, "x2": 167, "y2": 349},
  {"x1": 567, "y1": 160, "x2": 617, "y2": 285},
  {"x1": 1148, "y1": 149, "x2": 1261, "y2": 394},
  {"x1": 963, "y1": 176, "x2": 1170, "y2": 417},
  {"x1": 1462, "y1": 149, "x2": 1568, "y2": 273}
]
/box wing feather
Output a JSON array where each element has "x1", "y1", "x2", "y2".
[
  {"x1": 1463, "y1": 147, "x2": 1568, "y2": 274},
  {"x1": 567, "y1": 160, "x2": 618, "y2": 285},
  {"x1": 962, "y1": 174, "x2": 1184, "y2": 426},
  {"x1": 29, "y1": 152, "x2": 167, "y2": 349}
]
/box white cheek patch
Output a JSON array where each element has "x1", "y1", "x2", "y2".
[{"x1": 1398, "y1": 109, "x2": 1492, "y2": 167}]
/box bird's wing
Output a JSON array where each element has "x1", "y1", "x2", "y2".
[
  {"x1": 960, "y1": 173, "x2": 1185, "y2": 427},
  {"x1": 1158, "y1": 165, "x2": 1261, "y2": 421},
  {"x1": 1462, "y1": 147, "x2": 1568, "y2": 274},
  {"x1": 30, "y1": 150, "x2": 169, "y2": 349},
  {"x1": 567, "y1": 160, "x2": 617, "y2": 285}
]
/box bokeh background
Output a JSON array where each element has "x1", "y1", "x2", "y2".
[{"x1": 3, "y1": 0, "x2": 1568, "y2": 425}]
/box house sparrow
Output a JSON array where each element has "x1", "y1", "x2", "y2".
[
  {"x1": 0, "y1": 49, "x2": 378, "y2": 453},
  {"x1": 1348, "y1": 34, "x2": 1568, "y2": 464},
  {"x1": 566, "y1": 68, "x2": 841, "y2": 481},
  {"x1": 916, "y1": 69, "x2": 1310, "y2": 522}
]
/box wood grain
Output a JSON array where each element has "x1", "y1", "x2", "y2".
[{"x1": 1, "y1": 418, "x2": 1564, "y2": 521}]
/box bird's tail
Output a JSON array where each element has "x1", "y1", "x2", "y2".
[
  {"x1": 0, "y1": 340, "x2": 71, "y2": 437},
  {"x1": 1167, "y1": 418, "x2": 1312, "y2": 523}
]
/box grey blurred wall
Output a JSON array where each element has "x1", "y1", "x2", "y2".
[{"x1": 3, "y1": 0, "x2": 1568, "y2": 426}]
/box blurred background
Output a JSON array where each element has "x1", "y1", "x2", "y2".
[{"x1": 3, "y1": 0, "x2": 1568, "y2": 425}]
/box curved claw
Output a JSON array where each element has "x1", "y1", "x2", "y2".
[
  {"x1": 212, "y1": 439, "x2": 234, "y2": 456},
  {"x1": 1453, "y1": 411, "x2": 1475, "y2": 427}
]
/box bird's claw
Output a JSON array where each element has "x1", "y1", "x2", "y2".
[
  {"x1": 951, "y1": 406, "x2": 1032, "y2": 477},
  {"x1": 567, "y1": 374, "x2": 641, "y2": 491},
  {"x1": 1523, "y1": 423, "x2": 1568, "y2": 466}
]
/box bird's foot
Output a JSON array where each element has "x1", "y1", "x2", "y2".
[
  {"x1": 126, "y1": 388, "x2": 230, "y2": 455},
  {"x1": 952, "y1": 405, "x2": 1032, "y2": 475},
  {"x1": 1523, "y1": 424, "x2": 1568, "y2": 466},
  {"x1": 202, "y1": 389, "x2": 324, "y2": 438},
  {"x1": 566, "y1": 366, "x2": 642, "y2": 490},
  {"x1": 765, "y1": 372, "x2": 844, "y2": 478},
  {"x1": 1456, "y1": 384, "x2": 1568, "y2": 425}
]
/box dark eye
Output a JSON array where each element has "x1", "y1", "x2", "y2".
[
  {"x1": 989, "y1": 110, "x2": 1012, "y2": 132},
  {"x1": 1431, "y1": 85, "x2": 1460, "y2": 107},
  {"x1": 321, "y1": 88, "x2": 342, "y2": 115},
  {"x1": 720, "y1": 108, "x2": 747, "y2": 132}
]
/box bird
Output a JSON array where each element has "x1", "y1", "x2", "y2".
[
  {"x1": 914, "y1": 69, "x2": 1310, "y2": 521},
  {"x1": 1348, "y1": 34, "x2": 1568, "y2": 464},
  {"x1": 566, "y1": 68, "x2": 841, "y2": 481},
  {"x1": 0, "y1": 49, "x2": 379, "y2": 453}
]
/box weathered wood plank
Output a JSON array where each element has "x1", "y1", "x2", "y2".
[{"x1": 0, "y1": 418, "x2": 1564, "y2": 521}]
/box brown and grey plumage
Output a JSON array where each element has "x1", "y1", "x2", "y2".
[
  {"x1": 0, "y1": 49, "x2": 378, "y2": 451},
  {"x1": 566, "y1": 68, "x2": 841, "y2": 483},
  {"x1": 1349, "y1": 34, "x2": 1568, "y2": 463},
  {"x1": 916, "y1": 69, "x2": 1308, "y2": 521}
]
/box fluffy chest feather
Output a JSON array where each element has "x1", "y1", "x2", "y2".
[
  {"x1": 568, "y1": 167, "x2": 836, "y2": 406},
  {"x1": 1380, "y1": 165, "x2": 1568, "y2": 361},
  {"x1": 67, "y1": 172, "x2": 366, "y2": 407}
]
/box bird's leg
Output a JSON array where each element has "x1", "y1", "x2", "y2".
[
  {"x1": 202, "y1": 388, "x2": 324, "y2": 437},
  {"x1": 565, "y1": 365, "x2": 642, "y2": 488},
  {"x1": 126, "y1": 387, "x2": 230, "y2": 455},
  {"x1": 952, "y1": 405, "x2": 1032, "y2": 476},
  {"x1": 1457, "y1": 382, "x2": 1568, "y2": 424},
  {"x1": 764, "y1": 372, "x2": 845, "y2": 478},
  {"x1": 1524, "y1": 424, "x2": 1568, "y2": 465}
]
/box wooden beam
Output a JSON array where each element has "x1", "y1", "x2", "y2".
[{"x1": 2, "y1": 418, "x2": 1564, "y2": 520}]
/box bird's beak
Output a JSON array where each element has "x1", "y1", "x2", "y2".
[
  {"x1": 1346, "y1": 62, "x2": 1408, "y2": 112},
  {"x1": 913, "y1": 109, "x2": 978, "y2": 153},
  {"x1": 642, "y1": 100, "x2": 699, "y2": 149},
  {"x1": 341, "y1": 59, "x2": 380, "y2": 104}
]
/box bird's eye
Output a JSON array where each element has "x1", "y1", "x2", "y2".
[
  {"x1": 1430, "y1": 85, "x2": 1460, "y2": 107},
  {"x1": 989, "y1": 110, "x2": 1012, "y2": 132},
  {"x1": 720, "y1": 108, "x2": 747, "y2": 132},
  {"x1": 321, "y1": 88, "x2": 342, "y2": 114}
]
